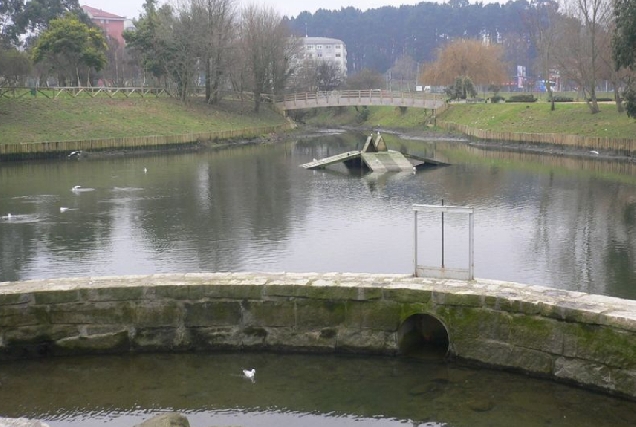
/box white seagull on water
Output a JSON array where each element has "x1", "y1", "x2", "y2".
[{"x1": 243, "y1": 368, "x2": 256, "y2": 382}]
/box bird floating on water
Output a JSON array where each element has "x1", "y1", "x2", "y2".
[
  {"x1": 243, "y1": 368, "x2": 256, "y2": 381},
  {"x1": 60, "y1": 207, "x2": 69, "y2": 213},
  {"x1": 590, "y1": 150, "x2": 599, "y2": 155},
  {"x1": 68, "y1": 151, "x2": 82, "y2": 159},
  {"x1": 72, "y1": 185, "x2": 81, "y2": 191},
  {"x1": 2, "y1": 213, "x2": 12, "y2": 220},
  {"x1": 144, "y1": 167, "x2": 148, "y2": 173}
]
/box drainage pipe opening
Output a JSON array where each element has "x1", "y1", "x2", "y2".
[{"x1": 398, "y1": 314, "x2": 449, "y2": 359}]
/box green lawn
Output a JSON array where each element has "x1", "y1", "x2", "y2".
[
  {"x1": 0, "y1": 97, "x2": 287, "y2": 144},
  {"x1": 438, "y1": 102, "x2": 636, "y2": 139}
]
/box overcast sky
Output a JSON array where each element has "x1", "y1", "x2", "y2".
[{"x1": 82, "y1": 0, "x2": 429, "y2": 20}]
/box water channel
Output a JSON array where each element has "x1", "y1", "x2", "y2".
[
  {"x1": 1, "y1": 130, "x2": 635, "y2": 298},
  {"x1": 2, "y1": 131, "x2": 636, "y2": 426}
]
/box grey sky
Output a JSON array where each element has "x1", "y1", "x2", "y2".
[{"x1": 82, "y1": 0, "x2": 427, "y2": 20}]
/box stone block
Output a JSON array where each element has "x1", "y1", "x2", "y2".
[
  {"x1": 0, "y1": 306, "x2": 38, "y2": 328},
  {"x1": 133, "y1": 301, "x2": 180, "y2": 327},
  {"x1": 508, "y1": 314, "x2": 564, "y2": 354},
  {"x1": 0, "y1": 293, "x2": 31, "y2": 306},
  {"x1": 611, "y1": 368, "x2": 636, "y2": 398},
  {"x1": 295, "y1": 300, "x2": 347, "y2": 328},
  {"x1": 183, "y1": 301, "x2": 241, "y2": 327},
  {"x1": 49, "y1": 302, "x2": 133, "y2": 325},
  {"x1": 262, "y1": 327, "x2": 339, "y2": 352},
  {"x1": 188, "y1": 326, "x2": 241, "y2": 349},
  {"x1": 79, "y1": 286, "x2": 146, "y2": 302},
  {"x1": 0, "y1": 417, "x2": 51, "y2": 427},
  {"x1": 455, "y1": 339, "x2": 553, "y2": 374},
  {"x1": 32, "y1": 290, "x2": 79, "y2": 305},
  {"x1": 337, "y1": 329, "x2": 393, "y2": 354},
  {"x1": 383, "y1": 288, "x2": 432, "y2": 304},
  {"x1": 554, "y1": 357, "x2": 615, "y2": 390},
  {"x1": 134, "y1": 412, "x2": 190, "y2": 427},
  {"x1": 435, "y1": 306, "x2": 512, "y2": 343},
  {"x1": 344, "y1": 301, "x2": 401, "y2": 331},
  {"x1": 295, "y1": 285, "x2": 359, "y2": 301},
  {"x1": 132, "y1": 327, "x2": 188, "y2": 351},
  {"x1": 55, "y1": 330, "x2": 130, "y2": 354},
  {"x1": 435, "y1": 291, "x2": 482, "y2": 307},
  {"x1": 206, "y1": 284, "x2": 263, "y2": 300},
  {"x1": 248, "y1": 301, "x2": 296, "y2": 327},
  {"x1": 564, "y1": 323, "x2": 636, "y2": 368},
  {"x1": 4, "y1": 325, "x2": 78, "y2": 344},
  {"x1": 151, "y1": 285, "x2": 194, "y2": 300}
]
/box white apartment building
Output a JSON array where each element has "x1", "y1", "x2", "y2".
[{"x1": 298, "y1": 36, "x2": 348, "y2": 76}]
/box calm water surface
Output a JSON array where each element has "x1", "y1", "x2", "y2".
[
  {"x1": 2, "y1": 132, "x2": 636, "y2": 426},
  {"x1": 1, "y1": 131, "x2": 635, "y2": 298},
  {"x1": 1, "y1": 352, "x2": 636, "y2": 427}
]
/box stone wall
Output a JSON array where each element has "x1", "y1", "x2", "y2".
[{"x1": 1, "y1": 273, "x2": 636, "y2": 398}]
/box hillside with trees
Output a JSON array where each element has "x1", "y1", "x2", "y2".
[{"x1": 1, "y1": 0, "x2": 635, "y2": 116}]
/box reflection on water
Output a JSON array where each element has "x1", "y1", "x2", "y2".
[
  {"x1": 0, "y1": 132, "x2": 635, "y2": 299},
  {"x1": 0, "y1": 352, "x2": 635, "y2": 427}
]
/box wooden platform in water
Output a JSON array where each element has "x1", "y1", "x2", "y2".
[{"x1": 300, "y1": 132, "x2": 449, "y2": 172}]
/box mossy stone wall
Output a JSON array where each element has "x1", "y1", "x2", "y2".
[{"x1": 1, "y1": 273, "x2": 636, "y2": 398}]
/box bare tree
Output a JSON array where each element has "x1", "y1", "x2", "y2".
[
  {"x1": 192, "y1": 0, "x2": 236, "y2": 104},
  {"x1": 388, "y1": 55, "x2": 417, "y2": 92},
  {"x1": 160, "y1": 1, "x2": 200, "y2": 101},
  {"x1": 597, "y1": 17, "x2": 632, "y2": 112},
  {"x1": 239, "y1": 5, "x2": 293, "y2": 112},
  {"x1": 345, "y1": 68, "x2": 385, "y2": 89},
  {"x1": 525, "y1": 0, "x2": 561, "y2": 110},
  {"x1": 555, "y1": 0, "x2": 612, "y2": 113}
]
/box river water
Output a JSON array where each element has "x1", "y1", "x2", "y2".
[
  {"x1": 1, "y1": 352, "x2": 636, "y2": 427},
  {"x1": 2, "y1": 131, "x2": 636, "y2": 426},
  {"x1": 1, "y1": 130, "x2": 635, "y2": 298}
]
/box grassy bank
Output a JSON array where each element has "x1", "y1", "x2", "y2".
[
  {"x1": 298, "y1": 102, "x2": 635, "y2": 140},
  {"x1": 438, "y1": 102, "x2": 635, "y2": 139},
  {"x1": 0, "y1": 97, "x2": 287, "y2": 144},
  {"x1": 299, "y1": 105, "x2": 439, "y2": 129}
]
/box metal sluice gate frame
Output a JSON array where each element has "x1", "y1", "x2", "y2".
[{"x1": 413, "y1": 204, "x2": 474, "y2": 280}]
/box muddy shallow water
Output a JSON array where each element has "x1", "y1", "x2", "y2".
[{"x1": 1, "y1": 352, "x2": 635, "y2": 427}]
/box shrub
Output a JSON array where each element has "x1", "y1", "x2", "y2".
[
  {"x1": 356, "y1": 106, "x2": 370, "y2": 122},
  {"x1": 490, "y1": 95, "x2": 505, "y2": 103},
  {"x1": 505, "y1": 94, "x2": 537, "y2": 103},
  {"x1": 588, "y1": 97, "x2": 613, "y2": 102},
  {"x1": 624, "y1": 87, "x2": 636, "y2": 119},
  {"x1": 553, "y1": 96, "x2": 573, "y2": 102}
]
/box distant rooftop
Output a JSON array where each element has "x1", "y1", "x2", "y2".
[
  {"x1": 302, "y1": 36, "x2": 344, "y2": 44},
  {"x1": 81, "y1": 5, "x2": 126, "y2": 20}
]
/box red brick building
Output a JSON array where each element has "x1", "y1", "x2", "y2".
[{"x1": 81, "y1": 5, "x2": 126, "y2": 46}]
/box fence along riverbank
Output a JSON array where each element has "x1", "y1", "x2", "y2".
[
  {"x1": 0, "y1": 124, "x2": 292, "y2": 160},
  {"x1": 436, "y1": 120, "x2": 636, "y2": 156}
]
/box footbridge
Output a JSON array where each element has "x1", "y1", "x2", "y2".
[{"x1": 274, "y1": 90, "x2": 445, "y2": 111}]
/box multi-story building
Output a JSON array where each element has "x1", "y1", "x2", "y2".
[
  {"x1": 81, "y1": 5, "x2": 127, "y2": 46},
  {"x1": 297, "y1": 36, "x2": 347, "y2": 76}
]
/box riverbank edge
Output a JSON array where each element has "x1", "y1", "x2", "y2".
[
  {"x1": 0, "y1": 122, "x2": 296, "y2": 161},
  {"x1": 436, "y1": 119, "x2": 636, "y2": 158}
]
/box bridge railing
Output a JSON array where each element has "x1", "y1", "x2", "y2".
[{"x1": 275, "y1": 90, "x2": 441, "y2": 103}]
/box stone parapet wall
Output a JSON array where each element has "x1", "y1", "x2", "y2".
[{"x1": 1, "y1": 273, "x2": 636, "y2": 398}]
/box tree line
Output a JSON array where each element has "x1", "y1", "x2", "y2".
[
  {"x1": 1, "y1": 0, "x2": 636, "y2": 116},
  {"x1": 289, "y1": 0, "x2": 636, "y2": 115},
  {"x1": 0, "y1": 0, "x2": 298, "y2": 112}
]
